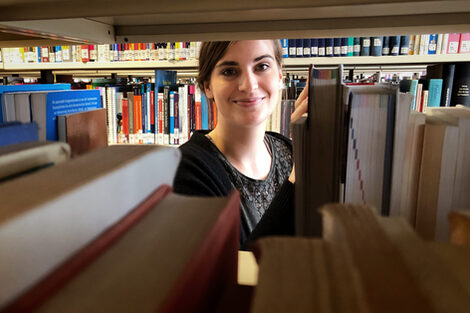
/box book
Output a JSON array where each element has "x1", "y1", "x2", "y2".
[
  {"x1": 0, "y1": 84, "x2": 70, "y2": 123},
  {"x1": 30, "y1": 89, "x2": 101, "y2": 141},
  {"x1": 450, "y1": 62, "x2": 470, "y2": 107},
  {"x1": 57, "y1": 108, "x2": 108, "y2": 157},
  {"x1": 360, "y1": 37, "x2": 370, "y2": 56},
  {"x1": 288, "y1": 39, "x2": 296, "y2": 57},
  {"x1": 447, "y1": 33, "x2": 461, "y2": 54},
  {"x1": 426, "y1": 63, "x2": 455, "y2": 107},
  {"x1": 428, "y1": 34, "x2": 438, "y2": 55},
  {"x1": 0, "y1": 122, "x2": 39, "y2": 147},
  {"x1": 458, "y1": 33, "x2": 470, "y2": 53},
  {"x1": 400, "y1": 35, "x2": 410, "y2": 55},
  {"x1": 390, "y1": 35, "x2": 401, "y2": 56},
  {"x1": 427, "y1": 79, "x2": 443, "y2": 108},
  {"x1": 371, "y1": 36, "x2": 383, "y2": 56},
  {"x1": 292, "y1": 65, "x2": 344, "y2": 236},
  {"x1": 449, "y1": 210, "x2": 470, "y2": 246},
  {"x1": 353, "y1": 37, "x2": 361, "y2": 56},
  {"x1": 415, "y1": 117, "x2": 459, "y2": 241},
  {"x1": 0, "y1": 145, "x2": 181, "y2": 310},
  {"x1": 0, "y1": 141, "x2": 70, "y2": 182},
  {"x1": 382, "y1": 36, "x2": 390, "y2": 55},
  {"x1": 3, "y1": 189, "x2": 240, "y2": 313},
  {"x1": 344, "y1": 85, "x2": 399, "y2": 216},
  {"x1": 325, "y1": 38, "x2": 334, "y2": 57}
]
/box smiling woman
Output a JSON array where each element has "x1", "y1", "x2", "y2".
[{"x1": 173, "y1": 40, "x2": 308, "y2": 248}]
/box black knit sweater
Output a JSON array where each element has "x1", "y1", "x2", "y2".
[{"x1": 173, "y1": 130, "x2": 295, "y2": 248}]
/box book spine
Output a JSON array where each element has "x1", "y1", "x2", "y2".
[
  {"x1": 289, "y1": 39, "x2": 296, "y2": 58},
  {"x1": 318, "y1": 38, "x2": 326, "y2": 57},
  {"x1": 428, "y1": 34, "x2": 438, "y2": 55},
  {"x1": 333, "y1": 38, "x2": 341, "y2": 57},
  {"x1": 326, "y1": 38, "x2": 334, "y2": 57},
  {"x1": 371, "y1": 36, "x2": 383, "y2": 56},
  {"x1": 427, "y1": 79, "x2": 443, "y2": 108},
  {"x1": 400, "y1": 35, "x2": 410, "y2": 55},
  {"x1": 311, "y1": 38, "x2": 318, "y2": 57},
  {"x1": 390, "y1": 36, "x2": 401, "y2": 56},
  {"x1": 296, "y1": 39, "x2": 304, "y2": 57},
  {"x1": 447, "y1": 33, "x2": 461, "y2": 54},
  {"x1": 360, "y1": 37, "x2": 370, "y2": 56},
  {"x1": 169, "y1": 90, "x2": 175, "y2": 144},
  {"x1": 459, "y1": 33, "x2": 470, "y2": 53},
  {"x1": 353, "y1": 37, "x2": 361, "y2": 56},
  {"x1": 174, "y1": 92, "x2": 179, "y2": 145},
  {"x1": 280, "y1": 39, "x2": 289, "y2": 58},
  {"x1": 303, "y1": 39, "x2": 311, "y2": 57},
  {"x1": 347, "y1": 37, "x2": 354, "y2": 56}
]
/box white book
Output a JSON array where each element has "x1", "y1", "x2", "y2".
[
  {"x1": 436, "y1": 34, "x2": 444, "y2": 54},
  {"x1": 441, "y1": 34, "x2": 449, "y2": 54},
  {"x1": 0, "y1": 145, "x2": 181, "y2": 309}
]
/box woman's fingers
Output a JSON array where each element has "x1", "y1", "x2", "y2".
[
  {"x1": 291, "y1": 97, "x2": 308, "y2": 123},
  {"x1": 295, "y1": 84, "x2": 309, "y2": 109}
]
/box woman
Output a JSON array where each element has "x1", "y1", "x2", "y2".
[{"x1": 173, "y1": 40, "x2": 308, "y2": 247}]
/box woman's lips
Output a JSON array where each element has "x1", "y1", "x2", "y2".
[{"x1": 233, "y1": 97, "x2": 265, "y2": 106}]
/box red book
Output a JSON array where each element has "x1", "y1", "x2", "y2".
[
  {"x1": 40, "y1": 46, "x2": 49, "y2": 63},
  {"x1": 150, "y1": 90, "x2": 155, "y2": 126},
  {"x1": 122, "y1": 98, "x2": 129, "y2": 136},
  {"x1": 80, "y1": 45, "x2": 89, "y2": 62},
  {"x1": 158, "y1": 93, "x2": 164, "y2": 138},
  {"x1": 447, "y1": 33, "x2": 461, "y2": 54},
  {"x1": 458, "y1": 33, "x2": 470, "y2": 53}
]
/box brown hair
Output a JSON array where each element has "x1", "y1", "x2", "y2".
[{"x1": 197, "y1": 40, "x2": 283, "y2": 92}]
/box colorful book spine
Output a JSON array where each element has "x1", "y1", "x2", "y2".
[
  {"x1": 428, "y1": 34, "x2": 438, "y2": 55},
  {"x1": 281, "y1": 39, "x2": 289, "y2": 58},
  {"x1": 458, "y1": 33, "x2": 470, "y2": 53},
  {"x1": 447, "y1": 33, "x2": 461, "y2": 54},
  {"x1": 347, "y1": 37, "x2": 354, "y2": 56},
  {"x1": 427, "y1": 79, "x2": 443, "y2": 108}
]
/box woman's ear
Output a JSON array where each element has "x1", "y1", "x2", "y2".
[{"x1": 203, "y1": 81, "x2": 214, "y2": 99}]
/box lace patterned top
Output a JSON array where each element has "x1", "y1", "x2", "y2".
[{"x1": 207, "y1": 133, "x2": 293, "y2": 234}]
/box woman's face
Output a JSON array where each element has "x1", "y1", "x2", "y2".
[{"x1": 204, "y1": 40, "x2": 283, "y2": 129}]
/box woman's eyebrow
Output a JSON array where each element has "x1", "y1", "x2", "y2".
[
  {"x1": 254, "y1": 54, "x2": 274, "y2": 62},
  {"x1": 216, "y1": 61, "x2": 238, "y2": 68}
]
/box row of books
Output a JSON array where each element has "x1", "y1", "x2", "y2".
[
  {"x1": 0, "y1": 42, "x2": 202, "y2": 64},
  {"x1": 1, "y1": 33, "x2": 469, "y2": 65},
  {"x1": 294, "y1": 65, "x2": 470, "y2": 244},
  {"x1": 401, "y1": 62, "x2": 470, "y2": 113},
  {"x1": 281, "y1": 33, "x2": 470, "y2": 58}
]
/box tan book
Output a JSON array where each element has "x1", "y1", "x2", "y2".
[
  {"x1": 57, "y1": 108, "x2": 108, "y2": 157},
  {"x1": 449, "y1": 210, "x2": 470, "y2": 246},
  {"x1": 0, "y1": 145, "x2": 181, "y2": 309},
  {"x1": 250, "y1": 237, "x2": 367, "y2": 313},
  {"x1": 0, "y1": 141, "x2": 70, "y2": 182},
  {"x1": 415, "y1": 119, "x2": 459, "y2": 241}
]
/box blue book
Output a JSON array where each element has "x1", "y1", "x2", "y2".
[
  {"x1": 0, "y1": 122, "x2": 39, "y2": 147},
  {"x1": 382, "y1": 36, "x2": 390, "y2": 55},
  {"x1": 347, "y1": 37, "x2": 354, "y2": 56},
  {"x1": 201, "y1": 93, "x2": 209, "y2": 130},
  {"x1": 360, "y1": 37, "x2": 371, "y2": 56},
  {"x1": 353, "y1": 37, "x2": 361, "y2": 56},
  {"x1": 155, "y1": 70, "x2": 177, "y2": 90},
  {"x1": 371, "y1": 36, "x2": 383, "y2": 56},
  {"x1": 37, "y1": 46, "x2": 42, "y2": 62},
  {"x1": 169, "y1": 90, "x2": 175, "y2": 142},
  {"x1": 289, "y1": 39, "x2": 297, "y2": 58},
  {"x1": 303, "y1": 39, "x2": 311, "y2": 57},
  {"x1": 409, "y1": 80, "x2": 419, "y2": 110},
  {"x1": 333, "y1": 38, "x2": 341, "y2": 57},
  {"x1": 311, "y1": 38, "x2": 318, "y2": 57},
  {"x1": 318, "y1": 38, "x2": 326, "y2": 57},
  {"x1": 427, "y1": 79, "x2": 443, "y2": 108},
  {"x1": 389, "y1": 36, "x2": 401, "y2": 55},
  {"x1": 0, "y1": 84, "x2": 71, "y2": 123},
  {"x1": 280, "y1": 39, "x2": 289, "y2": 58},
  {"x1": 400, "y1": 35, "x2": 410, "y2": 55},
  {"x1": 326, "y1": 38, "x2": 334, "y2": 57},
  {"x1": 428, "y1": 34, "x2": 438, "y2": 55},
  {"x1": 341, "y1": 38, "x2": 348, "y2": 56},
  {"x1": 30, "y1": 89, "x2": 101, "y2": 141},
  {"x1": 296, "y1": 39, "x2": 304, "y2": 57}
]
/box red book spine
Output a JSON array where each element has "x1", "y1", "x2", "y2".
[
  {"x1": 81, "y1": 45, "x2": 89, "y2": 62},
  {"x1": 122, "y1": 98, "x2": 129, "y2": 136},
  {"x1": 150, "y1": 90, "x2": 155, "y2": 126},
  {"x1": 2, "y1": 185, "x2": 173, "y2": 313},
  {"x1": 195, "y1": 99, "x2": 202, "y2": 130}
]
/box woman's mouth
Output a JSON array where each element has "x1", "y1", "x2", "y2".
[{"x1": 233, "y1": 97, "x2": 265, "y2": 107}]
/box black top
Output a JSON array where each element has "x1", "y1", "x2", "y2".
[{"x1": 173, "y1": 130, "x2": 295, "y2": 248}]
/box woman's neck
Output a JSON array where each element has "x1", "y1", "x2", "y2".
[{"x1": 208, "y1": 122, "x2": 271, "y2": 180}]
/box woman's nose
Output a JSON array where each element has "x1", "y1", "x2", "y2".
[{"x1": 238, "y1": 70, "x2": 258, "y2": 92}]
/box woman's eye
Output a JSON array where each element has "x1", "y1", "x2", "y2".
[
  {"x1": 221, "y1": 68, "x2": 237, "y2": 76},
  {"x1": 256, "y1": 63, "x2": 270, "y2": 71}
]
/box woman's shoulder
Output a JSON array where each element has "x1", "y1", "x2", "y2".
[
  {"x1": 265, "y1": 131, "x2": 292, "y2": 150},
  {"x1": 173, "y1": 131, "x2": 232, "y2": 196}
]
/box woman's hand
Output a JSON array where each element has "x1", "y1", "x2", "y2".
[
  {"x1": 290, "y1": 83, "x2": 309, "y2": 124},
  {"x1": 288, "y1": 82, "x2": 309, "y2": 183}
]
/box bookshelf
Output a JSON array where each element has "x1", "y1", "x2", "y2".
[{"x1": 1, "y1": 55, "x2": 470, "y2": 72}]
